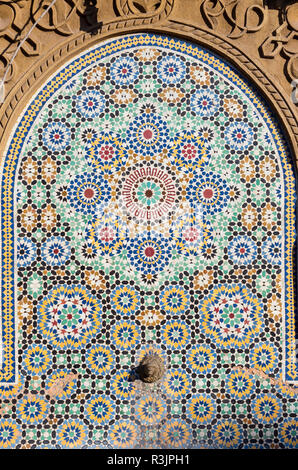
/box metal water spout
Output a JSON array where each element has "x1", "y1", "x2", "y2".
[{"x1": 137, "y1": 353, "x2": 165, "y2": 383}]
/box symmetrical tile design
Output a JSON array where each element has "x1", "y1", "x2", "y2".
[{"x1": 0, "y1": 34, "x2": 297, "y2": 448}]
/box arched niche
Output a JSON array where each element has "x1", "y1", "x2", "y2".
[{"x1": 0, "y1": 32, "x2": 297, "y2": 449}]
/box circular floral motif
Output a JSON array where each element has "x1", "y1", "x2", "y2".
[
  {"x1": 20, "y1": 205, "x2": 37, "y2": 231},
  {"x1": 16, "y1": 396, "x2": 49, "y2": 424},
  {"x1": 23, "y1": 344, "x2": 51, "y2": 375},
  {"x1": 212, "y1": 420, "x2": 243, "y2": 448},
  {"x1": 126, "y1": 231, "x2": 173, "y2": 275},
  {"x1": 201, "y1": 238, "x2": 221, "y2": 260},
  {"x1": 260, "y1": 155, "x2": 278, "y2": 182},
  {"x1": 110, "y1": 56, "x2": 139, "y2": 85},
  {"x1": 43, "y1": 121, "x2": 71, "y2": 151},
  {"x1": 193, "y1": 269, "x2": 214, "y2": 290},
  {"x1": 225, "y1": 122, "x2": 254, "y2": 150},
  {"x1": 135, "y1": 47, "x2": 161, "y2": 62},
  {"x1": 157, "y1": 56, "x2": 186, "y2": 84},
  {"x1": 108, "y1": 420, "x2": 139, "y2": 448},
  {"x1": 120, "y1": 164, "x2": 177, "y2": 223},
  {"x1": 80, "y1": 126, "x2": 99, "y2": 147},
  {"x1": 160, "y1": 285, "x2": 190, "y2": 315},
  {"x1": 186, "y1": 394, "x2": 216, "y2": 423},
  {"x1": 111, "y1": 88, "x2": 137, "y2": 106},
  {"x1": 17, "y1": 237, "x2": 36, "y2": 267},
  {"x1": 181, "y1": 225, "x2": 204, "y2": 247},
  {"x1": 200, "y1": 284, "x2": 263, "y2": 349},
  {"x1": 110, "y1": 321, "x2": 140, "y2": 350},
  {"x1": 78, "y1": 240, "x2": 99, "y2": 262},
  {"x1": 228, "y1": 236, "x2": 257, "y2": 265},
  {"x1": 190, "y1": 89, "x2": 219, "y2": 117},
  {"x1": 85, "y1": 345, "x2": 114, "y2": 374},
  {"x1": 68, "y1": 172, "x2": 111, "y2": 215},
  {"x1": 37, "y1": 285, "x2": 102, "y2": 349},
  {"x1": 163, "y1": 369, "x2": 190, "y2": 398},
  {"x1": 76, "y1": 91, "x2": 105, "y2": 118},
  {"x1": 250, "y1": 342, "x2": 279, "y2": 373},
  {"x1": 110, "y1": 285, "x2": 140, "y2": 315},
  {"x1": 187, "y1": 345, "x2": 217, "y2": 373},
  {"x1": 0, "y1": 420, "x2": 21, "y2": 448},
  {"x1": 187, "y1": 171, "x2": 230, "y2": 215},
  {"x1": 161, "y1": 321, "x2": 190, "y2": 349},
  {"x1": 225, "y1": 370, "x2": 255, "y2": 399},
  {"x1": 160, "y1": 419, "x2": 192, "y2": 448},
  {"x1": 41, "y1": 236, "x2": 71, "y2": 266},
  {"x1": 190, "y1": 65, "x2": 211, "y2": 85},
  {"x1": 56, "y1": 420, "x2": 88, "y2": 448},
  {"x1": 134, "y1": 396, "x2": 166, "y2": 425},
  {"x1": 252, "y1": 394, "x2": 282, "y2": 424},
  {"x1": 223, "y1": 97, "x2": 243, "y2": 119},
  {"x1": 85, "y1": 395, "x2": 114, "y2": 424},
  {"x1": 20, "y1": 156, "x2": 38, "y2": 184},
  {"x1": 137, "y1": 180, "x2": 164, "y2": 206},
  {"x1": 279, "y1": 419, "x2": 298, "y2": 448}
]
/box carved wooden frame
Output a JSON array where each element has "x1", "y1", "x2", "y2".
[{"x1": 0, "y1": 2, "x2": 297, "y2": 165}]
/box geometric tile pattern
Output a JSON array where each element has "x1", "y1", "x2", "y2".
[{"x1": 0, "y1": 34, "x2": 297, "y2": 448}]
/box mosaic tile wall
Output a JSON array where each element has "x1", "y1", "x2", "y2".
[{"x1": 0, "y1": 34, "x2": 297, "y2": 449}]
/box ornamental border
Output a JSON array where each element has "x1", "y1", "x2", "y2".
[{"x1": 0, "y1": 33, "x2": 296, "y2": 383}]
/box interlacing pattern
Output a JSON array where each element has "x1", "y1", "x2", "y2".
[{"x1": 0, "y1": 34, "x2": 296, "y2": 448}]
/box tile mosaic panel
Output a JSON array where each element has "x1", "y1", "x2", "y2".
[{"x1": 0, "y1": 33, "x2": 297, "y2": 448}]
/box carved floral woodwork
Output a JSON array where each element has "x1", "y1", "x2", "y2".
[
  {"x1": 201, "y1": 0, "x2": 268, "y2": 38},
  {"x1": 0, "y1": 0, "x2": 297, "y2": 85},
  {"x1": 0, "y1": 0, "x2": 87, "y2": 82},
  {"x1": 30, "y1": 0, "x2": 85, "y2": 35}
]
